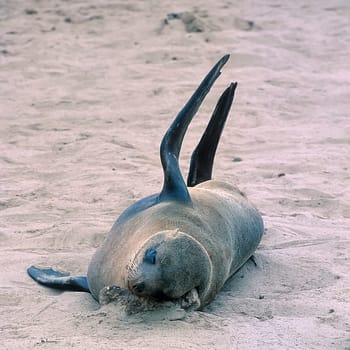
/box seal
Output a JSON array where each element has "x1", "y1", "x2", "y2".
[{"x1": 28, "y1": 55, "x2": 264, "y2": 311}]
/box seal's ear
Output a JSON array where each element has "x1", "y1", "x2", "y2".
[
  {"x1": 159, "y1": 55, "x2": 230, "y2": 203},
  {"x1": 144, "y1": 248, "x2": 157, "y2": 264}
]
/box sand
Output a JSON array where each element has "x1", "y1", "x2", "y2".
[{"x1": 1, "y1": 0, "x2": 349, "y2": 349}]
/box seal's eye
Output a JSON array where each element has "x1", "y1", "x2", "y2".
[{"x1": 144, "y1": 248, "x2": 157, "y2": 264}]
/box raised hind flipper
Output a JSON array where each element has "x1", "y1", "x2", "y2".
[
  {"x1": 159, "y1": 55, "x2": 230, "y2": 203},
  {"x1": 187, "y1": 82, "x2": 237, "y2": 187},
  {"x1": 27, "y1": 266, "x2": 90, "y2": 292}
]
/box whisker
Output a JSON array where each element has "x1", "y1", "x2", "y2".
[{"x1": 127, "y1": 260, "x2": 138, "y2": 280}]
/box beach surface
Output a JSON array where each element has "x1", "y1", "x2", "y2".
[{"x1": 1, "y1": 0, "x2": 349, "y2": 349}]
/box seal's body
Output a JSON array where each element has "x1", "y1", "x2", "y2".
[
  {"x1": 28, "y1": 55, "x2": 264, "y2": 310},
  {"x1": 88, "y1": 181, "x2": 263, "y2": 308}
]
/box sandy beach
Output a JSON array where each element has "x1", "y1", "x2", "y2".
[{"x1": 1, "y1": 0, "x2": 349, "y2": 349}]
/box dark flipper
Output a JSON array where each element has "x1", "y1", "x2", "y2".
[
  {"x1": 159, "y1": 55, "x2": 230, "y2": 203},
  {"x1": 27, "y1": 266, "x2": 90, "y2": 293},
  {"x1": 187, "y1": 82, "x2": 237, "y2": 187}
]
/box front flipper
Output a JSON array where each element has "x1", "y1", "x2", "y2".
[
  {"x1": 187, "y1": 82, "x2": 237, "y2": 187},
  {"x1": 159, "y1": 55, "x2": 230, "y2": 203},
  {"x1": 27, "y1": 266, "x2": 90, "y2": 293}
]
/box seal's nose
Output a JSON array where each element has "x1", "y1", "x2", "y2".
[{"x1": 131, "y1": 281, "x2": 145, "y2": 295}]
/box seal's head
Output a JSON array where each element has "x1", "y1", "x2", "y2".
[{"x1": 127, "y1": 230, "x2": 212, "y2": 301}]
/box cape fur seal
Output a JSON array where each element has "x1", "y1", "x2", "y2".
[{"x1": 28, "y1": 55, "x2": 264, "y2": 311}]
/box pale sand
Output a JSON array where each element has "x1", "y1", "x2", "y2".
[{"x1": 1, "y1": 0, "x2": 349, "y2": 349}]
